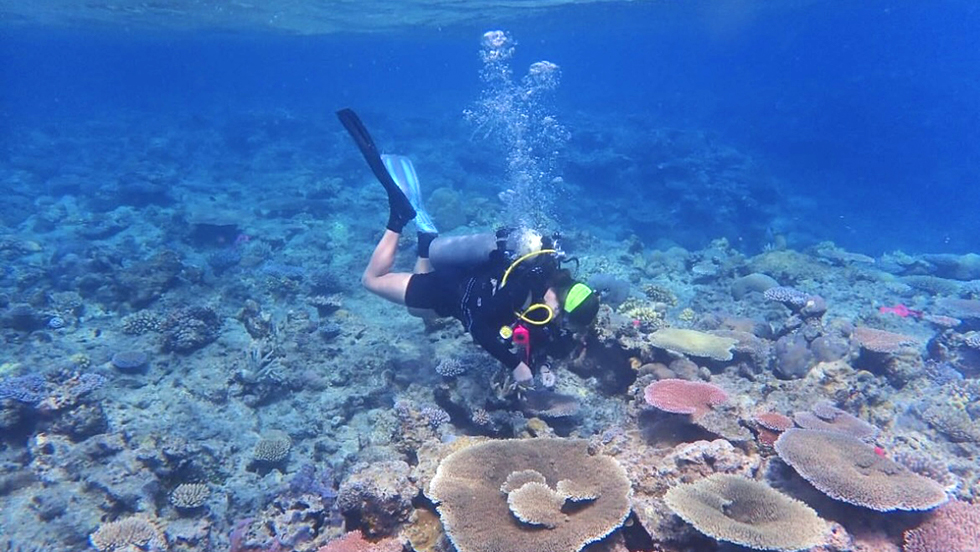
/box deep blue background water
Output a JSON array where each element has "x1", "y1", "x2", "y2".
[{"x1": 2, "y1": 0, "x2": 978, "y2": 254}]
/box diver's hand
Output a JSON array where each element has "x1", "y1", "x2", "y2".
[
  {"x1": 512, "y1": 362, "x2": 533, "y2": 386},
  {"x1": 539, "y1": 364, "x2": 555, "y2": 389}
]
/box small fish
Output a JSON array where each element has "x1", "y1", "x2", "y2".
[{"x1": 878, "y1": 304, "x2": 923, "y2": 318}]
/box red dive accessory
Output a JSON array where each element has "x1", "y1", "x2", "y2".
[{"x1": 511, "y1": 324, "x2": 531, "y2": 363}]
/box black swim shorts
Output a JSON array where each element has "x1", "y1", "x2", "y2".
[{"x1": 404, "y1": 272, "x2": 460, "y2": 317}]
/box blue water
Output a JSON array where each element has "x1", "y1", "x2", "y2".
[{"x1": 2, "y1": 0, "x2": 979, "y2": 253}]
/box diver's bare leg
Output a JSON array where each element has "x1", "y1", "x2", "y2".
[
  {"x1": 414, "y1": 257, "x2": 433, "y2": 274},
  {"x1": 362, "y1": 230, "x2": 413, "y2": 304}
]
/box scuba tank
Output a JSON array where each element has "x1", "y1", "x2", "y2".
[
  {"x1": 429, "y1": 228, "x2": 554, "y2": 271},
  {"x1": 428, "y1": 232, "x2": 499, "y2": 270}
]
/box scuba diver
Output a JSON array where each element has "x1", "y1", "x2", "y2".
[{"x1": 336, "y1": 108, "x2": 600, "y2": 389}]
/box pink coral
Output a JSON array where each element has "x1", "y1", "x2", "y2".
[
  {"x1": 903, "y1": 499, "x2": 980, "y2": 552},
  {"x1": 643, "y1": 379, "x2": 728, "y2": 420},
  {"x1": 753, "y1": 411, "x2": 794, "y2": 432},
  {"x1": 316, "y1": 531, "x2": 402, "y2": 552}
]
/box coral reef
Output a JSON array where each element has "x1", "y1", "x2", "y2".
[
  {"x1": 792, "y1": 400, "x2": 879, "y2": 442},
  {"x1": 603, "y1": 434, "x2": 764, "y2": 543},
  {"x1": 774, "y1": 333, "x2": 816, "y2": 379},
  {"x1": 731, "y1": 272, "x2": 779, "y2": 300},
  {"x1": 852, "y1": 326, "x2": 920, "y2": 354},
  {"x1": 169, "y1": 483, "x2": 211, "y2": 510},
  {"x1": 664, "y1": 473, "x2": 828, "y2": 551},
  {"x1": 902, "y1": 499, "x2": 980, "y2": 552},
  {"x1": 338, "y1": 460, "x2": 418, "y2": 537},
  {"x1": 519, "y1": 389, "x2": 581, "y2": 418},
  {"x1": 89, "y1": 516, "x2": 167, "y2": 552},
  {"x1": 252, "y1": 430, "x2": 292, "y2": 466},
  {"x1": 110, "y1": 350, "x2": 150, "y2": 373},
  {"x1": 159, "y1": 306, "x2": 222, "y2": 353},
  {"x1": 2, "y1": 91, "x2": 980, "y2": 552},
  {"x1": 643, "y1": 378, "x2": 728, "y2": 420},
  {"x1": 427, "y1": 438, "x2": 631, "y2": 552},
  {"x1": 317, "y1": 531, "x2": 403, "y2": 552},
  {"x1": 647, "y1": 328, "x2": 738, "y2": 361},
  {"x1": 774, "y1": 429, "x2": 948, "y2": 511}
]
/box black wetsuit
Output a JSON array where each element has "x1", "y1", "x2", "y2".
[{"x1": 404, "y1": 254, "x2": 577, "y2": 370}]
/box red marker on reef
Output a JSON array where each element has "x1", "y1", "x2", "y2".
[
  {"x1": 878, "y1": 304, "x2": 923, "y2": 319},
  {"x1": 873, "y1": 445, "x2": 887, "y2": 457}
]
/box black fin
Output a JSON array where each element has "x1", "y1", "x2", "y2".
[
  {"x1": 336, "y1": 109, "x2": 399, "y2": 195},
  {"x1": 336, "y1": 108, "x2": 415, "y2": 231}
]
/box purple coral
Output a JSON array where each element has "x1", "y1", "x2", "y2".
[
  {"x1": 288, "y1": 463, "x2": 338, "y2": 506},
  {"x1": 228, "y1": 518, "x2": 255, "y2": 552},
  {"x1": 73, "y1": 373, "x2": 107, "y2": 396},
  {"x1": 0, "y1": 374, "x2": 46, "y2": 404},
  {"x1": 420, "y1": 406, "x2": 451, "y2": 428},
  {"x1": 435, "y1": 357, "x2": 466, "y2": 377}
]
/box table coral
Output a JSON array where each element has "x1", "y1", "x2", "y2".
[
  {"x1": 774, "y1": 429, "x2": 948, "y2": 512},
  {"x1": 664, "y1": 473, "x2": 828, "y2": 551},
  {"x1": 792, "y1": 400, "x2": 879, "y2": 442},
  {"x1": 643, "y1": 378, "x2": 728, "y2": 420},
  {"x1": 851, "y1": 326, "x2": 920, "y2": 354},
  {"x1": 599, "y1": 433, "x2": 763, "y2": 545},
  {"x1": 427, "y1": 438, "x2": 631, "y2": 552},
  {"x1": 647, "y1": 328, "x2": 737, "y2": 361}
]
